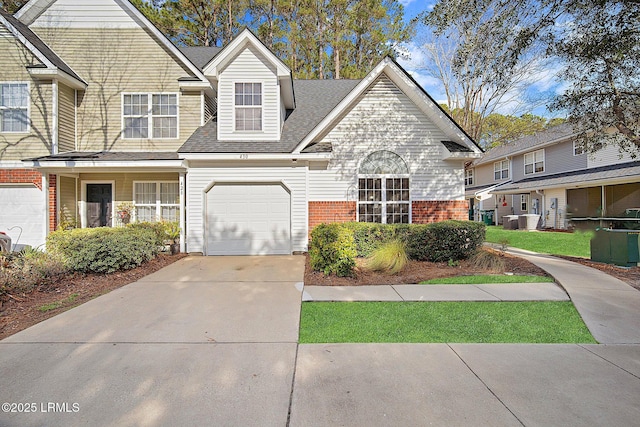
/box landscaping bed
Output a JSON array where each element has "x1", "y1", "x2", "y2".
[
  {"x1": 0, "y1": 253, "x2": 187, "y2": 340},
  {"x1": 304, "y1": 250, "x2": 549, "y2": 286}
]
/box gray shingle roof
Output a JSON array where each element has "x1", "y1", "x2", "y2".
[
  {"x1": 475, "y1": 123, "x2": 575, "y2": 166},
  {"x1": 494, "y1": 161, "x2": 640, "y2": 192},
  {"x1": 29, "y1": 151, "x2": 180, "y2": 161},
  {"x1": 0, "y1": 8, "x2": 84, "y2": 84},
  {"x1": 178, "y1": 46, "x2": 222, "y2": 69},
  {"x1": 179, "y1": 79, "x2": 361, "y2": 153}
]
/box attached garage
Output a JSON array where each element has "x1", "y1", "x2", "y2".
[
  {"x1": 206, "y1": 183, "x2": 291, "y2": 255},
  {"x1": 0, "y1": 185, "x2": 45, "y2": 250}
]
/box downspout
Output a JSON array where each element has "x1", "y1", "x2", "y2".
[
  {"x1": 179, "y1": 172, "x2": 186, "y2": 253},
  {"x1": 52, "y1": 79, "x2": 58, "y2": 154}
]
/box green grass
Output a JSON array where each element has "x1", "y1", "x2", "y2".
[
  {"x1": 420, "y1": 275, "x2": 554, "y2": 284},
  {"x1": 299, "y1": 301, "x2": 595, "y2": 344},
  {"x1": 38, "y1": 293, "x2": 79, "y2": 312},
  {"x1": 485, "y1": 226, "x2": 593, "y2": 257}
]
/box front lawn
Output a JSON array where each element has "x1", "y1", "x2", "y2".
[
  {"x1": 299, "y1": 301, "x2": 595, "y2": 343},
  {"x1": 485, "y1": 226, "x2": 593, "y2": 257},
  {"x1": 420, "y1": 274, "x2": 554, "y2": 284}
]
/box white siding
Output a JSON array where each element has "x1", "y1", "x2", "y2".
[
  {"x1": 544, "y1": 188, "x2": 567, "y2": 229},
  {"x1": 31, "y1": 0, "x2": 140, "y2": 28},
  {"x1": 309, "y1": 74, "x2": 464, "y2": 202},
  {"x1": 217, "y1": 45, "x2": 280, "y2": 141},
  {"x1": 186, "y1": 162, "x2": 307, "y2": 253},
  {"x1": 587, "y1": 144, "x2": 634, "y2": 168}
]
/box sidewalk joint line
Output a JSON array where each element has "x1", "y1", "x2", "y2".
[
  {"x1": 448, "y1": 344, "x2": 526, "y2": 427},
  {"x1": 578, "y1": 344, "x2": 640, "y2": 381}
]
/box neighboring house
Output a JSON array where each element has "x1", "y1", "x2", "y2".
[
  {"x1": 0, "y1": 0, "x2": 482, "y2": 255},
  {"x1": 466, "y1": 123, "x2": 640, "y2": 229}
]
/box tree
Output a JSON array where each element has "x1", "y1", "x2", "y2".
[
  {"x1": 426, "y1": 0, "x2": 640, "y2": 157},
  {"x1": 415, "y1": 3, "x2": 549, "y2": 142},
  {"x1": 480, "y1": 113, "x2": 563, "y2": 148},
  {"x1": 0, "y1": 0, "x2": 26, "y2": 13}
]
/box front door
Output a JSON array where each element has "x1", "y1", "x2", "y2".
[{"x1": 87, "y1": 184, "x2": 113, "y2": 227}]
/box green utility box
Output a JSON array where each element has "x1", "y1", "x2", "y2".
[
  {"x1": 590, "y1": 229, "x2": 640, "y2": 267},
  {"x1": 481, "y1": 210, "x2": 494, "y2": 226}
]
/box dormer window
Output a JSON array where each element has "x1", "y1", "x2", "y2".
[{"x1": 234, "y1": 83, "x2": 262, "y2": 131}]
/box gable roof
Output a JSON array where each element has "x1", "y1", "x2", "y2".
[
  {"x1": 292, "y1": 57, "x2": 483, "y2": 155},
  {"x1": 179, "y1": 79, "x2": 360, "y2": 153},
  {"x1": 15, "y1": 0, "x2": 210, "y2": 85},
  {"x1": 473, "y1": 123, "x2": 576, "y2": 166},
  {"x1": 0, "y1": 8, "x2": 85, "y2": 87}
]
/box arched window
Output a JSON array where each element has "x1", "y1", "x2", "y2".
[{"x1": 358, "y1": 150, "x2": 410, "y2": 224}]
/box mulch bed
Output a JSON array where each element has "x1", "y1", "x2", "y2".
[
  {"x1": 304, "y1": 250, "x2": 550, "y2": 286},
  {"x1": 0, "y1": 253, "x2": 187, "y2": 340}
]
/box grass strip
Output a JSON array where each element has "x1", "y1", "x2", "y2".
[
  {"x1": 421, "y1": 275, "x2": 554, "y2": 284},
  {"x1": 485, "y1": 226, "x2": 593, "y2": 257},
  {"x1": 299, "y1": 301, "x2": 595, "y2": 344}
]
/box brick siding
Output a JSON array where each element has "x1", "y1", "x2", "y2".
[
  {"x1": 411, "y1": 200, "x2": 469, "y2": 223},
  {"x1": 308, "y1": 201, "x2": 356, "y2": 232},
  {"x1": 0, "y1": 168, "x2": 42, "y2": 189},
  {"x1": 48, "y1": 174, "x2": 57, "y2": 231}
]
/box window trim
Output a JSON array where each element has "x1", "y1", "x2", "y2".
[
  {"x1": 133, "y1": 181, "x2": 180, "y2": 223},
  {"x1": 573, "y1": 141, "x2": 585, "y2": 156},
  {"x1": 121, "y1": 92, "x2": 179, "y2": 140},
  {"x1": 465, "y1": 168, "x2": 474, "y2": 186},
  {"x1": 524, "y1": 149, "x2": 545, "y2": 175},
  {"x1": 233, "y1": 81, "x2": 263, "y2": 132},
  {"x1": 0, "y1": 81, "x2": 30, "y2": 134},
  {"x1": 493, "y1": 160, "x2": 509, "y2": 181},
  {"x1": 357, "y1": 175, "x2": 411, "y2": 224}
]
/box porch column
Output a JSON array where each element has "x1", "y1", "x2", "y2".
[
  {"x1": 179, "y1": 172, "x2": 186, "y2": 253},
  {"x1": 42, "y1": 173, "x2": 49, "y2": 243}
]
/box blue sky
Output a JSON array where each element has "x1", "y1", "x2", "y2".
[{"x1": 396, "y1": 0, "x2": 564, "y2": 118}]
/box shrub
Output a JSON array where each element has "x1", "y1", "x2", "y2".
[
  {"x1": 0, "y1": 248, "x2": 68, "y2": 295},
  {"x1": 127, "y1": 221, "x2": 167, "y2": 248},
  {"x1": 47, "y1": 226, "x2": 159, "y2": 274},
  {"x1": 407, "y1": 221, "x2": 486, "y2": 262},
  {"x1": 365, "y1": 240, "x2": 409, "y2": 275},
  {"x1": 343, "y1": 222, "x2": 411, "y2": 257},
  {"x1": 309, "y1": 223, "x2": 357, "y2": 277}
]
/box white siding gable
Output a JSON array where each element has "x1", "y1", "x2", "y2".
[
  {"x1": 309, "y1": 74, "x2": 464, "y2": 202},
  {"x1": 31, "y1": 0, "x2": 140, "y2": 29},
  {"x1": 217, "y1": 45, "x2": 281, "y2": 141}
]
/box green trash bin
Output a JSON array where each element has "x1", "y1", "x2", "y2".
[
  {"x1": 590, "y1": 229, "x2": 640, "y2": 267},
  {"x1": 481, "y1": 210, "x2": 494, "y2": 226}
]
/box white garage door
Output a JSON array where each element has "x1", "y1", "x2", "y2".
[
  {"x1": 0, "y1": 185, "x2": 45, "y2": 250},
  {"x1": 206, "y1": 183, "x2": 291, "y2": 255}
]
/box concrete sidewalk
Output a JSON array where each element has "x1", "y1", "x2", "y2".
[
  {"x1": 503, "y1": 247, "x2": 640, "y2": 344},
  {"x1": 303, "y1": 282, "x2": 569, "y2": 302}
]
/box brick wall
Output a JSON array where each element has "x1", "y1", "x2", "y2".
[
  {"x1": 308, "y1": 201, "x2": 356, "y2": 231},
  {"x1": 411, "y1": 200, "x2": 469, "y2": 223},
  {"x1": 48, "y1": 174, "x2": 57, "y2": 231},
  {"x1": 0, "y1": 168, "x2": 42, "y2": 189}
]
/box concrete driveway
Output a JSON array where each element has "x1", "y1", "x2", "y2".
[{"x1": 0, "y1": 256, "x2": 305, "y2": 427}]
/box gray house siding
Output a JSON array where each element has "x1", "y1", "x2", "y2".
[{"x1": 512, "y1": 139, "x2": 587, "y2": 182}]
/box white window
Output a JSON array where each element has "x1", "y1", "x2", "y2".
[
  {"x1": 524, "y1": 149, "x2": 544, "y2": 174},
  {"x1": 133, "y1": 182, "x2": 179, "y2": 222},
  {"x1": 465, "y1": 168, "x2": 474, "y2": 186},
  {"x1": 494, "y1": 160, "x2": 509, "y2": 180},
  {"x1": 573, "y1": 141, "x2": 585, "y2": 156},
  {"x1": 358, "y1": 151, "x2": 410, "y2": 224},
  {"x1": 521, "y1": 194, "x2": 529, "y2": 212},
  {"x1": 123, "y1": 93, "x2": 178, "y2": 139},
  {"x1": 0, "y1": 83, "x2": 29, "y2": 133},
  {"x1": 234, "y1": 83, "x2": 262, "y2": 131}
]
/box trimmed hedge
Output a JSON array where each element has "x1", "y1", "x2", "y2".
[
  {"x1": 47, "y1": 226, "x2": 160, "y2": 273},
  {"x1": 309, "y1": 221, "x2": 486, "y2": 276},
  {"x1": 309, "y1": 223, "x2": 357, "y2": 277}
]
